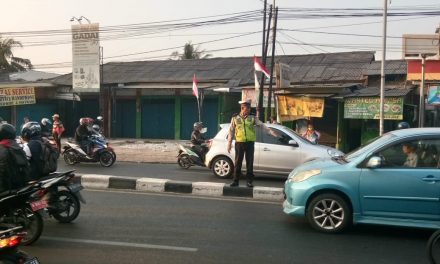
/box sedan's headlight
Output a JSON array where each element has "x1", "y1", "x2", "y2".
[{"x1": 290, "y1": 169, "x2": 321, "y2": 183}]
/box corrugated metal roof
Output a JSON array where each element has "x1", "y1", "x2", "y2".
[
  {"x1": 52, "y1": 51, "x2": 375, "y2": 86},
  {"x1": 344, "y1": 87, "x2": 413, "y2": 98},
  {"x1": 362, "y1": 60, "x2": 407, "y2": 75}
]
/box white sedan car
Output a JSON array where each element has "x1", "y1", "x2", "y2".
[{"x1": 205, "y1": 123, "x2": 343, "y2": 178}]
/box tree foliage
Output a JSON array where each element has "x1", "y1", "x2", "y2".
[
  {"x1": 0, "y1": 36, "x2": 33, "y2": 73},
  {"x1": 170, "y1": 41, "x2": 211, "y2": 60}
]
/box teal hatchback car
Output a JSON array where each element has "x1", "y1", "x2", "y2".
[{"x1": 283, "y1": 128, "x2": 440, "y2": 233}]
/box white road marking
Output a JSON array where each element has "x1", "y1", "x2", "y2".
[
  {"x1": 41, "y1": 236, "x2": 198, "y2": 252},
  {"x1": 87, "y1": 188, "x2": 281, "y2": 205}
]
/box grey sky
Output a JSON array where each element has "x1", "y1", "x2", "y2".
[{"x1": 2, "y1": 0, "x2": 439, "y2": 73}]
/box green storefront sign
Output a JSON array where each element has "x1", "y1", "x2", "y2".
[{"x1": 344, "y1": 97, "x2": 403, "y2": 120}]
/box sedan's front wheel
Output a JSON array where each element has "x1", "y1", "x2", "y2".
[
  {"x1": 211, "y1": 156, "x2": 233, "y2": 178},
  {"x1": 306, "y1": 193, "x2": 351, "y2": 233}
]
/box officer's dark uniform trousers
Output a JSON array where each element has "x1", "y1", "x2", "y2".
[{"x1": 233, "y1": 141, "x2": 255, "y2": 183}]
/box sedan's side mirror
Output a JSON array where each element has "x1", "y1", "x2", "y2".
[
  {"x1": 366, "y1": 156, "x2": 382, "y2": 168},
  {"x1": 288, "y1": 139, "x2": 299, "y2": 147}
]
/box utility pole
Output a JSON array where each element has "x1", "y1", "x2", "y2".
[
  {"x1": 419, "y1": 54, "x2": 426, "y2": 128},
  {"x1": 379, "y1": 0, "x2": 388, "y2": 136},
  {"x1": 267, "y1": 6, "x2": 278, "y2": 119},
  {"x1": 257, "y1": 0, "x2": 270, "y2": 120}
]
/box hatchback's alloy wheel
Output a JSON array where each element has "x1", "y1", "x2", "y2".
[
  {"x1": 306, "y1": 193, "x2": 351, "y2": 233},
  {"x1": 212, "y1": 156, "x2": 233, "y2": 178}
]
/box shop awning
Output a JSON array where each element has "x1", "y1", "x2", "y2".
[{"x1": 54, "y1": 92, "x2": 81, "y2": 101}]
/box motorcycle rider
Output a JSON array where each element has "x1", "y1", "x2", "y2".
[
  {"x1": 0, "y1": 123, "x2": 29, "y2": 193},
  {"x1": 95, "y1": 116, "x2": 104, "y2": 134},
  {"x1": 40, "y1": 118, "x2": 52, "y2": 138},
  {"x1": 21, "y1": 121, "x2": 43, "y2": 180},
  {"x1": 74, "y1": 118, "x2": 93, "y2": 158},
  {"x1": 191, "y1": 122, "x2": 209, "y2": 162}
]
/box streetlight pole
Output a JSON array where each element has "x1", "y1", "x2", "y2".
[
  {"x1": 379, "y1": 0, "x2": 388, "y2": 136},
  {"x1": 419, "y1": 54, "x2": 426, "y2": 128}
]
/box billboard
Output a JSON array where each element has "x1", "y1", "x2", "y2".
[
  {"x1": 71, "y1": 23, "x2": 100, "y2": 89},
  {"x1": 402, "y1": 34, "x2": 439, "y2": 58},
  {"x1": 344, "y1": 97, "x2": 403, "y2": 120},
  {"x1": 427, "y1": 86, "x2": 440, "y2": 105}
]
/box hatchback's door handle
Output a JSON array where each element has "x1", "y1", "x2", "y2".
[
  {"x1": 422, "y1": 176, "x2": 440, "y2": 182},
  {"x1": 263, "y1": 148, "x2": 270, "y2": 151}
]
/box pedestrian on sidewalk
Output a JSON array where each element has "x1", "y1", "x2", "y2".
[
  {"x1": 227, "y1": 99, "x2": 278, "y2": 188},
  {"x1": 302, "y1": 122, "x2": 320, "y2": 145},
  {"x1": 52, "y1": 114, "x2": 65, "y2": 152}
]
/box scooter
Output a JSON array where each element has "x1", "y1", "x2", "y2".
[
  {"x1": 63, "y1": 131, "x2": 116, "y2": 167},
  {"x1": 177, "y1": 141, "x2": 210, "y2": 169},
  {"x1": 0, "y1": 226, "x2": 39, "y2": 263}
]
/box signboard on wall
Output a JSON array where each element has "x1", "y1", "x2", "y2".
[
  {"x1": 0, "y1": 87, "x2": 36, "y2": 106},
  {"x1": 278, "y1": 95, "x2": 324, "y2": 120},
  {"x1": 344, "y1": 97, "x2": 403, "y2": 120},
  {"x1": 428, "y1": 86, "x2": 440, "y2": 105},
  {"x1": 72, "y1": 23, "x2": 100, "y2": 89},
  {"x1": 241, "y1": 89, "x2": 275, "y2": 108}
]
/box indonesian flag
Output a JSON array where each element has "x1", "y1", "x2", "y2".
[
  {"x1": 192, "y1": 74, "x2": 199, "y2": 99},
  {"x1": 254, "y1": 56, "x2": 270, "y2": 79}
]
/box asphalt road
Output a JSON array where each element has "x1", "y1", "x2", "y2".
[
  {"x1": 57, "y1": 160, "x2": 287, "y2": 188},
  {"x1": 24, "y1": 189, "x2": 433, "y2": 264}
]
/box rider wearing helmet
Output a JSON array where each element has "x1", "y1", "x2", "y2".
[
  {"x1": 397, "y1": 121, "x2": 410, "y2": 129},
  {"x1": 21, "y1": 121, "x2": 43, "y2": 180},
  {"x1": 95, "y1": 116, "x2": 104, "y2": 134},
  {"x1": 191, "y1": 122, "x2": 209, "y2": 161},
  {"x1": 0, "y1": 123, "x2": 29, "y2": 193},
  {"x1": 40, "y1": 118, "x2": 52, "y2": 138},
  {"x1": 74, "y1": 118, "x2": 93, "y2": 157}
]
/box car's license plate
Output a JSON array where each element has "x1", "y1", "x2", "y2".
[
  {"x1": 25, "y1": 257, "x2": 40, "y2": 264},
  {"x1": 69, "y1": 183, "x2": 84, "y2": 193},
  {"x1": 30, "y1": 200, "x2": 48, "y2": 212}
]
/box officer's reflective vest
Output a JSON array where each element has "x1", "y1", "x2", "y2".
[{"x1": 232, "y1": 115, "x2": 256, "y2": 142}]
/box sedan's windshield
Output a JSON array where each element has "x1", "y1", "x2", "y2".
[
  {"x1": 344, "y1": 133, "x2": 396, "y2": 161},
  {"x1": 280, "y1": 126, "x2": 312, "y2": 144}
]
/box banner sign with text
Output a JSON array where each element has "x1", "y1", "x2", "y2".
[
  {"x1": 278, "y1": 96, "x2": 324, "y2": 120},
  {"x1": 344, "y1": 97, "x2": 403, "y2": 120},
  {"x1": 72, "y1": 23, "x2": 100, "y2": 89},
  {"x1": 0, "y1": 87, "x2": 36, "y2": 106}
]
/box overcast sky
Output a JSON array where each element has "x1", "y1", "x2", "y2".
[{"x1": 2, "y1": 0, "x2": 439, "y2": 73}]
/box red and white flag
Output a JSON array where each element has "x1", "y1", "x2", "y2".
[
  {"x1": 192, "y1": 74, "x2": 199, "y2": 99},
  {"x1": 254, "y1": 56, "x2": 270, "y2": 79}
]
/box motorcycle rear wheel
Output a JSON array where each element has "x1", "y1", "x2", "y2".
[
  {"x1": 63, "y1": 149, "x2": 77, "y2": 165},
  {"x1": 99, "y1": 151, "x2": 115, "y2": 167},
  {"x1": 12, "y1": 206, "x2": 43, "y2": 246},
  {"x1": 51, "y1": 190, "x2": 81, "y2": 223},
  {"x1": 177, "y1": 154, "x2": 191, "y2": 169}
]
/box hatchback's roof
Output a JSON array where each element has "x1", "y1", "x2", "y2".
[{"x1": 388, "y1": 128, "x2": 440, "y2": 137}]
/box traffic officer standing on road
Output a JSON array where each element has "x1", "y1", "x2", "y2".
[{"x1": 227, "y1": 99, "x2": 278, "y2": 188}]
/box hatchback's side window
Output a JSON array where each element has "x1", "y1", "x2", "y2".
[
  {"x1": 262, "y1": 128, "x2": 291, "y2": 145},
  {"x1": 377, "y1": 138, "x2": 440, "y2": 169},
  {"x1": 417, "y1": 139, "x2": 440, "y2": 168}
]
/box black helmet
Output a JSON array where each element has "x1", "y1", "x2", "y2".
[
  {"x1": 0, "y1": 123, "x2": 16, "y2": 140},
  {"x1": 193, "y1": 122, "x2": 203, "y2": 131},
  {"x1": 397, "y1": 122, "x2": 410, "y2": 129},
  {"x1": 21, "y1": 121, "x2": 41, "y2": 139}
]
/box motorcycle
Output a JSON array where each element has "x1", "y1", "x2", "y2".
[
  {"x1": 0, "y1": 226, "x2": 40, "y2": 263},
  {"x1": 63, "y1": 131, "x2": 116, "y2": 167},
  {"x1": 0, "y1": 181, "x2": 47, "y2": 246},
  {"x1": 38, "y1": 170, "x2": 85, "y2": 223},
  {"x1": 177, "y1": 141, "x2": 211, "y2": 169}
]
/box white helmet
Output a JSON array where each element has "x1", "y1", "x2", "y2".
[{"x1": 41, "y1": 118, "x2": 51, "y2": 125}]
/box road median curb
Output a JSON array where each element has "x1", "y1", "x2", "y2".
[{"x1": 77, "y1": 174, "x2": 284, "y2": 202}]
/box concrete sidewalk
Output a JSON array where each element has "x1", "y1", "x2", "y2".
[{"x1": 65, "y1": 138, "x2": 285, "y2": 202}]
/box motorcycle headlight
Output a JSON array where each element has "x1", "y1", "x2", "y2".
[{"x1": 289, "y1": 169, "x2": 321, "y2": 183}]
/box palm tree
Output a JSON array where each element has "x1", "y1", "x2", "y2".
[
  {"x1": 170, "y1": 41, "x2": 212, "y2": 60},
  {"x1": 0, "y1": 36, "x2": 33, "y2": 73}
]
